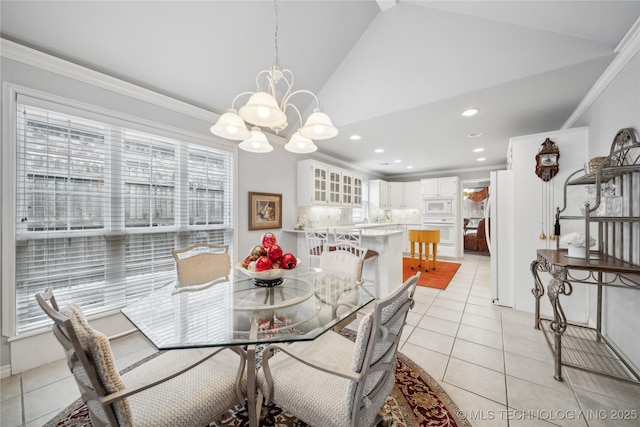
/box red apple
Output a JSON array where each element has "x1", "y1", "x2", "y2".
[
  {"x1": 267, "y1": 244, "x2": 283, "y2": 262},
  {"x1": 255, "y1": 256, "x2": 273, "y2": 272},
  {"x1": 280, "y1": 253, "x2": 297, "y2": 269},
  {"x1": 261, "y1": 232, "x2": 277, "y2": 249}
]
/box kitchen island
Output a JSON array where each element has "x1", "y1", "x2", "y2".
[{"x1": 284, "y1": 225, "x2": 404, "y2": 298}]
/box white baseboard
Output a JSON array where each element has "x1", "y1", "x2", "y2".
[{"x1": 1, "y1": 364, "x2": 11, "y2": 379}]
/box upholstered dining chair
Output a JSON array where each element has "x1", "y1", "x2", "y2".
[
  {"x1": 257, "y1": 273, "x2": 420, "y2": 427},
  {"x1": 333, "y1": 229, "x2": 380, "y2": 296},
  {"x1": 304, "y1": 228, "x2": 329, "y2": 267},
  {"x1": 317, "y1": 242, "x2": 368, "y2": 331},
  {"x1": 172, "y1": 243, "x2": 231, "y2": 287},
  {"x1": 35, "y1": 288, "x2": 246, "y2": 427}
]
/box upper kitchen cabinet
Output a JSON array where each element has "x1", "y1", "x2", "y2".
[
  {"x1": 368, "y1": 179, "x2": 389, "y2": 210},
  {"x1": 388, "y1": 181, "x2": 421, "y2": 209},
  {"x1": 328, "y1": 168, "x2": 342, "y2": 205},
  {"x1": 421, "y1": 177, "x2": 458, "y2": 198},
  {"x1": 403, "y1": 181, "x2": 422, "y2": 209},
  {"x1": 341, "y1": 172, "x2": 363, "y2": 205},
  {"x1": 297, "y1": 160, "x2": 328, "y2": 206},
  {"x1": 297, "y1": 159, "x2": 362, "y2": 207}
]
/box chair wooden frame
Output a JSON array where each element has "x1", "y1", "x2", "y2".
[{"x1": 35, "y1": 288, "x2": 246, "y2": 427}]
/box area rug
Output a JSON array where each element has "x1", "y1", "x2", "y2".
[
  {"x1": 45, "y1": 335, "x2": 470, "y2": 427},
  {"x1": 402, "y1": 257, "x2": 461, "y2": 290}
]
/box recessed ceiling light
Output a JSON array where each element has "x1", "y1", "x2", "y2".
[
  {"x1": 393, "y1": 159, "x2": 402, "y2": 163},
  {"x1": 350, "y1": 134, "x2": 362, "y2": 141},
  {"x1": 473, "y1": 147, "x2": 484, "y2": 153},
  {"x1": 462, "y1": 108, "x2": 480, "y2": 117},
  {"x1": 476, "y1": 157, "x2": 486, "y2": 162},
  {"x1": 468, "y1": 132, "x2": 483, "y2": 138},
  {"x1": 406, "y1": 165, "x2": 413, "y2": 169},
  {"x1": 374, "y1": 149, "x2": 384, "y2": 153}
]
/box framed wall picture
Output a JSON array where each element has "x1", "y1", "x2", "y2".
[{"x1": 248, "y1": 192, "x2": 282, "y2": 230}]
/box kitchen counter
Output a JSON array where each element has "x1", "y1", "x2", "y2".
[
  {"x1": 283, "y1": 222, "x2": 418, "y2": 235},
  {"x1": 285, "y1": 225, "x2": 404, "y2": 298}
]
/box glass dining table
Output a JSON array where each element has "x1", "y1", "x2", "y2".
[{"x1": 121, "y1": 265, "x2": 375, "y2": 427}]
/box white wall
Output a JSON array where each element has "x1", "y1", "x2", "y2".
[
  {"x1": 509, "y1": 127, "x2": 590, "y2": 322},
  {"x1": 573, "y1": 50, "x2": 640, "y2": 373}
]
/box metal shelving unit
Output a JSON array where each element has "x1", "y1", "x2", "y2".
[{"x1": 531, "y1": 128, "x2": 640, "y2": 383}]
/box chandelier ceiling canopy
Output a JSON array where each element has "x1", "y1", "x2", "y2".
[{"x1": 210, "y1": 0, "x2": 338, "y2": 153}]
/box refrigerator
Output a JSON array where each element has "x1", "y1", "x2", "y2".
[{"x1": 487, "y1": 170, "x2": 514, "y2": 307}]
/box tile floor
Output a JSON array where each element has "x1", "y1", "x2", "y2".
[{"x1": 2, "y1": 254, "x2": 639, "y2": 426}]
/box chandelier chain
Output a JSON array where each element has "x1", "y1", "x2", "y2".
[{"x1": 273, "y1": 0, "x2": 280, "y2": 68}]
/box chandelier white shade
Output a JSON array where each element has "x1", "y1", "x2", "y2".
[
  {"x1": 238, "y1": 91, "x2": 288, "y2": 129},
  {"x1": 210, "y1": 0, "x2": 337, "y2": 153},
  {"x1": 238, "y1": 127, "x2": 274, "y2": 153},
  {"x1": 300, "y1": 108, "x2": 339, "y2": 140},
  {"x1": 209, "y1": 109, "x2": 250, "y2": 140},
  {"x1": 284, "y1": 131, "x2": 317, "y2": 153}
]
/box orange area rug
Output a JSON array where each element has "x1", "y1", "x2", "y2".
[{"x1": 402, "y1": 257, "x2": 461, "y2": 290}]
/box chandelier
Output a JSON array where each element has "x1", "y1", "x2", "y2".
[{"x1": 210, "y1": 0, "x2": 338, "y2": 153}]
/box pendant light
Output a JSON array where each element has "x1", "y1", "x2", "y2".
[{"x1": 210, "y1": 0, "x2": 338, "y2": 152}]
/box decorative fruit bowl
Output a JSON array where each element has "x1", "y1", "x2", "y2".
[
  {"x1": 235, "y1": 259, "x2": 301, "y2": 287},
  {"x1": 238, "y1": 233, "x2": 300, "y2": 287}
]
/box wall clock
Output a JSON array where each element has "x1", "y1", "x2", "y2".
[{"x1": 535, "y1": 138, "x2": 560, "y2": 182}]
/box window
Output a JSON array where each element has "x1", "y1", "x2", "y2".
[{"x1": 11, "y1": 96, "x2": 234, "y2": 334}]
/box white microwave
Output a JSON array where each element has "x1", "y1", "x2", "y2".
[{"x1": 423, "y1": 199, "x2": 453, "y2": 216}]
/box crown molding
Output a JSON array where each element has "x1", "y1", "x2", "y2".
[
  {"x1": 1, "y1": 38, "x2": 218, "y2": 123},
  {"x1": 562, "y1": 16, "x2": 640, "y2": 129}
]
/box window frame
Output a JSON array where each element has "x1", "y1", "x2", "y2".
[{"x1": 2, "y1": 84, "x2": 237, "y2": 337}]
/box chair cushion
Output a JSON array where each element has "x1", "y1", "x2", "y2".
[
  {"x1": 122, "y1": 348, "x2": 245, "y2": 427},
  {"x1": 319, "y1": 250, "x2": 364, "y2": 282},
  {"x1": 61, "y1": 304, "x2": 133, "y2": 426},
  {"x1": 258, "y1": 332, "x2": 356, "y2": 427}
]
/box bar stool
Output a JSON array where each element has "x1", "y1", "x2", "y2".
[
  {"x1": 304, "y1": 228, "x2": 329, "y2": 268},
  {"x1": 333, "y1": 229, "x2": 379, "y2": 297}
]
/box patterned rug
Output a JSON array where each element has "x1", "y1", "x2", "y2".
[
  {"x1": 402, "y1": 257, "x2": 461, "y2": 290},
  {"x1": 45, "y1": 330, "x2": 471, "y2": 427}
]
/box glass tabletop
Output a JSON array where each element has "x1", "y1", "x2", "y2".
[{"x1": 121, "y1": 266, "x2": 375, "y2": 350}]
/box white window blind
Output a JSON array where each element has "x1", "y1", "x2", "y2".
[{"x1": 14, "y1": 98, "x2": 234, "y2": 334}]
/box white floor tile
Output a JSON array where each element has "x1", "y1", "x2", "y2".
[
  {"x1": 444, "y1": 357, "x2": 507, "y2": 405},
  {"x1": 506, "y1": 375, "x2": 586, "y2": 427},
  {"x1": 451, "y1": 338, "x2": 505, "y2": 373},
  {"x1": 457, "y1": 323, "x2": 504, "y2": 350},
  {"x1": 406, "y1": 327, "x2": 455, "y2": 355},
  {"x1": 417, "y1": 315, "x2": 460, "y2": 337},
  {"x1": 440, "y1": 382, "x2": 509, "y2": 427}
]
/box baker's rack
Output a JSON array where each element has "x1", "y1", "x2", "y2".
[{"x1": 531, "y1": 128, "x2": 640, "y2": 383}]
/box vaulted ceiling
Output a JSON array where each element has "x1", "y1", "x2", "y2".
[{"x1": 2, "y1": 1, "x2": 639, "y2": 178}]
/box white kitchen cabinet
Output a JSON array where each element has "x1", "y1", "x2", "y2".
[
  {"x1": 368, "y1": 179, "x2": 389, "y2": 210},
  {"x1": 297, "y1": 160, "x2": 328, "y2": 206},
  {"x1": 387, "y1": 181, "x2": 422, "y2": 209},
  {"x1": 388, "y1": 182, "x2": 404, "y2": 209},
  {"x1": 353, "y1": 175, "x2": 363, "y2": 206},
  {"x1": 403, "y1": 181, "x2": 422, "y2": 209},
  {"x1": 421, "y1": 177, "x2": 458, "y2": 198},
  {"x1": 328, "y1": 169, "x2": 342, "y2": 205},
  {"x1": 297, "y1": 159, "x2": 362, "y2": 207}
]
